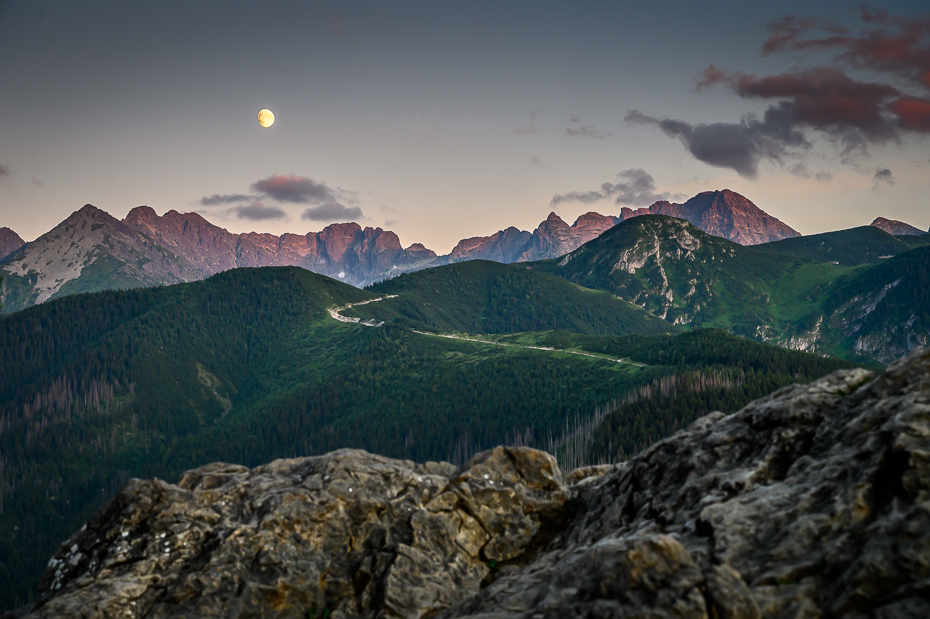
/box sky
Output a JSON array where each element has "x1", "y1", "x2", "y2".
[{"x1": 0, "y1": 0, "x2": 928, "y2": 253}]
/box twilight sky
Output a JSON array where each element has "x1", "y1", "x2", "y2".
[{"x1": 1, "y1": 0, "x2": 928, "y2": 253}]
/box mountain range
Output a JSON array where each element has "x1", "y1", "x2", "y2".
[{"x1": 0, "y1": 189, "x2": 802, "y2": 313}]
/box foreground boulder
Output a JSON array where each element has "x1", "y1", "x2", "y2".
[{"x1": 16, "y1": 348, "x2": 930, "y2": 618}]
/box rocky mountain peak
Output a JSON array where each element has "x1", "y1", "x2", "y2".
[
  {"x1": 573, "y1": 211, "x2": 616, "y2": 228},
  {"x1": 20, "y1": 347, "x2": 930, "y2": 618},
  {"x1": 405, "y1": 243, "x2": 436, "y2": 256},
  {"x1": 618, "y1": 190, "x2": 800, "y2": 245},
  {"x1": 870, "y1": 216, "x2": 927, "y2": 236},
  {"x1": 123, "y1": 205, "x2": 158, "y2": 227},
  {"x1": 0, "y1": 227, "x2": 25, "y2": 261}
]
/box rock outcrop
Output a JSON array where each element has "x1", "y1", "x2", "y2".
[
  {"x1": 620, "y1": 189, "x2": 800, "y2": 245},
  {"x1": 870, "y1": 216, "x2": 928, "y2": 236},
  {"x1": 0, "y1": 227, "x2": 25, "y2": 261},
  {"x1": 15, "y1": 348, "x2": 930, "y2": 618}
]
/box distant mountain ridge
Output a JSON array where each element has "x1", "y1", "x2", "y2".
[
  {"x1": 870, "y1": 216, "x2": 928, "y2": 236},
  {"x1": 1, "y1": 189, "x2": 799, "y2": 312},
  {"x1": 448, "y1": 190, "x2": 799, "y2": 263},
  {"x1": 0, "y1": 227, "x2": 25, "y2": 260},
  {"x1": 448, "y1": 211, "x2": 619, "y2": 264},
  {"x1": 123, "y1": 205, "x2": 438, "y2": 286},
  {"x1": 0, "y1": 205, "x2": 437, "y2": 312}
]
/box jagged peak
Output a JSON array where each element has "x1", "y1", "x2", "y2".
[{"x1": 572, "y1": 212, "x2": 615, "y2": 227}]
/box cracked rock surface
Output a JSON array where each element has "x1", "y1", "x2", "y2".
[{"x1": 14, "y1": 348, "x2": 930, "y2": 618}]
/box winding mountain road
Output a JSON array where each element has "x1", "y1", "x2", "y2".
[{"x1": 328, "y1": 294, "x2": 641, "y2": 366}]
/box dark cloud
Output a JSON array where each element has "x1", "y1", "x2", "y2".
[
  {"x1": 551, "y1": 169, "x2": 684, "y2": 207},
  {"x1": 301, "y1": 202, "x2": 363, "y2": 222},
  {"x1": 528, "y1": 156, "x2": 542, "y2": 166},
  {"x1": 251, "y1": 174, "x2": 337, "y2": 204},
  {"x1": 0, "y1": 164, "x2": 9, "y2": 178},
  {"x1": 626, "y1": 109, "x2": 809, "y2": 179},
  {"x1": 233, "y1": 202, "x2": 288, "y2": 221},
  {"x1": 696, "y1": 66, "x2": 910, "y2": 152},
  {"x1": 872, "y1": 167, "x2": 895, "y2": 188},
  {"x1": 565, "y1": 114, "x2": 610, "y2": 139},
  {"x1": 203, "y1": 174, "x2": 357, "y2": 219},
  {"x1": 200, "y1": 193, "x2": 253, "y2": 206},
  {"x1": 31, "y1": 177, "x2": 44, "y2": 188},
  {"x1": 816, "y1": 171, "x2": 833, "y2": 182}
]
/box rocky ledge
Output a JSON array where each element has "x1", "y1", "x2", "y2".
[{"x1": 12, "y1": 348, "x2": 930, "y2": 618}]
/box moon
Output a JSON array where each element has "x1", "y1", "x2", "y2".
[{"x1": 258, "y1": 109, "x2": 275, "y2": 128}]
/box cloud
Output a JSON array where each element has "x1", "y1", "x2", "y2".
[
  {"x1": 761, "y1": 8, "x2": 930, "y2": 90},
  {"x1": 642, "y1": 9, "x2": 930, "y2": 178},
  {"x1": 31, "y1": 176, "x2": 44, "y2": 188},
  {"x1": 0, "y1": 164, "x2": 9, "y2": 178},
  {"x1": 872, "y1": 167, "x2": 895, "y2": 189},
  {"x1": 789, "y1": 163, "x2": 810, "y2": 178},
  {"x1": 551, "y1": 169, "x2": 685, "y2": 207},
  {"x1": 815, "y1": 171, "x2": 833, "y2": 182},
  {"x1": 513, "y1": 111, "x2": 538, "y2": 135},
  {"x1": 565, "y1": 114, "x2": 610, "y2": 139},
  {"x1": 301, "y1": 202, "x2": 363, "y2": 222},
  {"x1": 528, "y1": 156, "x2": 542, "y2": 166},
  {"x1": 232, "y1": 202, "x2": 288, "y2": 221},
  {"x1": 200, "y1": 174, "x2": 364, "y2": 221},
  {"x1": 200, "y1": 193, "x2": 253, "y2": 206},
  {"x1": 251, "y1": 174, "x2": 338, "y2": 204},
  {"x1": 626, "y1": 109, "x2": 809, "y2": 178},
  {"x1": 695, "y1": 66, "x2": 912, "y2": 153}
]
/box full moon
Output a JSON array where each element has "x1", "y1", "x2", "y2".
[{"x1": 258, "y1": 109, "x2": 275, "y2": 128}]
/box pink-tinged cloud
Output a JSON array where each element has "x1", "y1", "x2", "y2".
[
  {"x1": 761, "y1": 8, "x2": 930, "y2": 91},
  {"x1": 889, "y1": 97, "x2": 930, "y2": 132},
  {"x1": 700, "y1": 67, "x2": 900, "y2": 144}
]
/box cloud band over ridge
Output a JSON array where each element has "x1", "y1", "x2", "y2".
[
  {"x1": 551, "y1": 169, "x2": 684, "y2": 207},
  {"x1": 199, "y1": 174, "x2": 363, "y2": 222}
]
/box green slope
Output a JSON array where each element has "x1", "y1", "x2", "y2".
[
  {"x1": 364, "y1": 259, "x2": 676, "y2": 336},
  {"x1": 530, "y1": 215, "x2": 929, "y2": 364},
  {"x1": 531, "y1": 215, "x2": 805, "y2": 335},
  {"x1": 781, "y1": 245, "x2": 930, "y2": 363},
  {"x1": 748, "y1": 225, "x2": 926, "y2": 266},
  {"x1": 0, "y1": 266, "x2": 856, "y2": 609}
]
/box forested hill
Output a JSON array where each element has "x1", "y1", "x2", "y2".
[
  {"x1": 0, "y1": 266, "x2": 858, "y2": 609},
  {"x1": 365, "y1": 259, "x2": 675, "y2": 336},
  {"x1": 748, "y1": 225, "x2": 930, "y2": 266}
]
